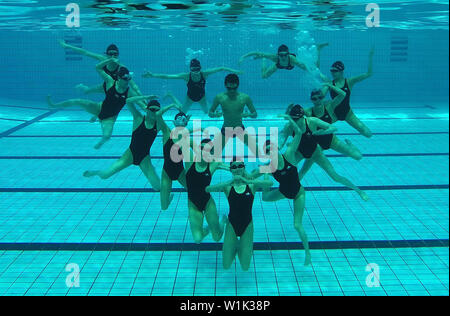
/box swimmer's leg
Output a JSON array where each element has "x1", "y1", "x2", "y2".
[
  {"x1": 198, "y1": 97, "x2": 209, "y2": 114},
  {"x1": 139, "y1": 156, "x2": 161, "y2": 191},
  {"x1": 237, "y1": 223, "x2": 254, "y2": 272},
  {"x1": 84, "y1": 149, "x2": 132, "y2": 179},
  {"x1": 182, "y1": 96, "x2": 194, "y2": 113},
  {"x1": 76, "y1": 83, "x2": 104, "y2": 95},
  {"x1": 262, "y1": 63, "x2": 278, "y2": 79},
  {"x1": 262, "y1": 189, "x2": 285, "y2": 202},
  {"x1": 47, "y1": 95, "x2": 101, "y2": 116},
  {"x1": 330, "y1": 135, "x2": 363, "y2": 160},
  {"x1": 95, "y1": 118, "x2": 116, "y2": 150},
  {"x1": 204, "y1": 198, "x2": 225, "y2": 242},
  {"x1": 188, "y1": 201, "x2": 209, "y2": 244},
  {"x1": 160, "y1": 170, "x2": 174, "y2": 211},
  {"x1": 345, "y1": 110, "x2": 373, "y2": 138},
  {"x1": 293, "y1": 187, "x2": 311, "y2": 266},
  {"x1": 222, "y1": 222, "x2": 239, "y2": 270},
  {"x1": 312, "y1": 149, "x2": 369, "y2": 201},
  {"x1": 298, "y1": 159, "x2": 315, "y2": 180}
]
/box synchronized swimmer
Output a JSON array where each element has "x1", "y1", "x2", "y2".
[{"x1": 50, "y1": 41, "x2": 375, "y2": 270}]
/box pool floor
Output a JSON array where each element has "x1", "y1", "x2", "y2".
[{"x1": 0, "y1": 101, "x2": 448, "y2": 296}]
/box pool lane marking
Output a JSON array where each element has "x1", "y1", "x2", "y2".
[
  {"x1": 36, "y1": 116, "x2": 449, "y2": 123},
  {"x1": 0, "y1": 239, "x2": 447, "y2": 251},
  {"x1": 0, "y1": 184, "x2": 448, "y2": 193},
  {"x1": 0, "y1": 110, "x2": 58, "y2": 138},
  {"x1": 0, "y1": 153, "x2": 448, "y2": 160},
  {"x1": 3, "y1": 131, "x2": 449, "y2": 138}
]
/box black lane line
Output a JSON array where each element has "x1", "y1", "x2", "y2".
[
  {"x1": 0, "y1": 239, "x2": 447, "y2": 251},
  {"x1": 3, "y1": 131, "x2": 449, "y2": 138},
  {"x1": 36, "y1": 116, "x2": 449, "y2": 123},
  {"x1": 0, "y1": 153, "x2": 448, "y2": 160},
  {"x1": 0, "y1": 184, "x2": 448, "y2": 193},
  {"x1": 0, "y1": 110, "x2": 58, "y2": 138}
]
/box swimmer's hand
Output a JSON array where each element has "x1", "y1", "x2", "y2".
[
  {"x1": 142, "y1": 70, "x2": 153, "y2": 78},
  {"x1": 59, "y1": 40, "x2": 68, "y2": 48},
  {"x1": 234, "y1": 175, "x2": 250, "y2": 184},
  {"x1": 209, "y1": 111, "x2": 223, "y2": 118},
  {"x1": 277, "y1": 114, "x2": 291, "y2": 120}
]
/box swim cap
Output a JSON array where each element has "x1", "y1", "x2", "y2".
[
  {"x1": 106, "y1": 44, "x2": 119, "y2": 54},
  {"x1": 278, "y1": 45, "x2": 289, "y2": 53},
  {"x1": 289, "y1": 104, "x2": 305, "y2": 119},
  {"x1": 310, "y1": 89, "x2": 324, "y2": 99},
  {"x1": 190, "y1": 59, "x2": 201, "y2": 69},
  {"x1": 225, "y1": 74, "x2": 240, "y2": 87},
  {"x1": 147, "y1": 100, "x2": 161, "y2": 109},
  {"x1": 331, "y1": 61, "x2": 345, "y2": 71}
]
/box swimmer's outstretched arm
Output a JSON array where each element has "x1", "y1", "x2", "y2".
[
  {"x1": 126, "y1": 102, "x2": 143, "y2": 120},
  {"x1": 208, "y1": 96, "x2": 223, "y2": 118},
  {"x1": 206, "y1": 180, "x2": 234, "y2": 193},
  {"x1": 59, "y1": 40, "x2": 105, "y2": 60},
  {"x1": 234, "y1": 176, "x2": 273, "y2": 191},
  {"x1": 325, "y1": 83, "x2": 346, "y2": 110},
  {"x1": 157, "y1": 103, "x2": 182, "y2": 117},
  {"x1": 291, "y1": 56, "x2": 307, "y2": 71},
  {"x1": 309, "y1": 117, "x2": 338, "y2": 136},
  {"x1": 142, "y1": 71, "x2": 189, "y2": 81},
  {"x1": 279, "y1": 114, "x2": 303, "y2": 150},
  {"x1": 203, "y1": 67, "x2": 243, "y2": 77},
  {"x1": 348, "y1": 47, "x2": 374, "y2": 88},
  {"x1": 239, "y1": 51, "x2": 277, "y2": 64},
  {"x1": 96, "y1": 58, "x2": 116, "y2": 84}
]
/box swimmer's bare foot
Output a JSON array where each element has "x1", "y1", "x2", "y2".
[
  {"x1": 89, "y1": 116, "x2": 97, "y2": 123},
  {"x1": 359, "y1": 190, "x2": 370, "y2": 202},
  {"x1": 83, "y1": 171, "x2": 97, "y2": 178},
  {"x1": 304, "y1": 252, "x2": 312, "y2": 266},
  {"x1": 317, "y1": 43, "x2": 329, "y2": 51},
  {"x1": 345, "y1": 139, "x2": 363, "y2": 160},
  {"x1": 46, "y1": 95, "x2": 55, "y2": 108}
]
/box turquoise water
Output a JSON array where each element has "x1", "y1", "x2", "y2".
[{"x1": 0, "y1": 1, "x2": 448, "y2": 296}]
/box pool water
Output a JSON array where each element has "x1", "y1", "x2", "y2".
[{"x1": 0, "y1": 1, "x2": 448, "y2": 296}]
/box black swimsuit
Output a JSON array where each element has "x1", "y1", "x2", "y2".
[
  {"x1": 276, "y1": 54, "x2": 296, "y2": 70},
  {"x1": 330, "y1": 79, "x2": 351, "y2": 121},
  {"x1": 294, "y1": 120, "x2": 318, "y2": 159},
  {"x1": 163, "y1": 138, "x2": 184, "y2": 181},
  {"x1": 102, "y1": 65, "x2": 119, "y2": 93},
  {"x1": 273, "y1": 155, "x2": 302, "y2": 200},
  {"x1": 129, "y1": 118, "x2": 158, "y2": 166},
  {"x1": 187, "y1": 72, "x2": 206, "y2": 102},
  {"x1": 98, "y1": 82, "x2": 129, "y2": 121},
  {"x1": 312, "y1": 107, "x2": 334, "y2": 150},
  {"x1": 227, "y1": 185, "x2": 255, "y2": 238},
  {"x1": 186, "y1": 163, "x2": 212, "y2": 212}
]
